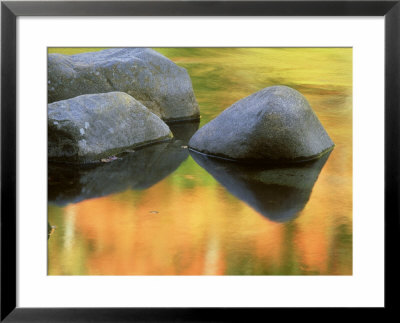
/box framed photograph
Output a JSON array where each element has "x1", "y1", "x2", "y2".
[{"x1": 1, "y1": 0, "x2": 399, "y2": 321}]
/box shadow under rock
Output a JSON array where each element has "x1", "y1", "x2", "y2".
[
  {"x1": 189, "y1": 150, "x2": 331, "y2": 222},
  {"x1": 48, "y1": 121, "x2": 199, "y2": 206},
  {"x1": 167, "y1": 121, "x2": 200, "y2": 142}
]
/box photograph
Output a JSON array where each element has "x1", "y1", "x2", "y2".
[
  {"x1": 3, "y1": 0, "x2": 398, "y2": 319},
  {"x1": 47, "y1": 47, "x2": 353, "y2": 276}
]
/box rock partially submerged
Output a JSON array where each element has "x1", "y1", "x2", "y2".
[
  {"x1": 190, "y1": 150, "x2": 331, "y2": 222},
  {"x1": 48, "y1": 92, "x2": 172, "y2": 164},
  {"x1": 48, "y1": 122, "x2": 199, "y2": 206},
  {"x1": 189, "y1": 85, "x2": 334, "y2": 163},
  {"x1": 48, "y1": 48, "x2": 199, "y2": 122}
]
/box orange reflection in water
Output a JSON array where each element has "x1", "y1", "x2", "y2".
[{"x1": 50, "y1": 181, "x2": 284, "y2": 275}]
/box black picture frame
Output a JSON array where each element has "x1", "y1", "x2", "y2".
[{"x1": 1, "y1": 0, "x2": 399, "y2": 321}]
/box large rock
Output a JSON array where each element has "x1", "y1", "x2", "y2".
[
  {"x1": 189, "y1": 85, "x2": 334, "y2": 163},
  {"x1": 48, "y1": 121, "x2": 199, "y2": 205},
  {"x1": 48, "y1": 92, "x2": 172, "y2": 164},
  {"x1": 190, "y1": 150, "x2": 331, "y2": 222},
  {"x1": 48, "y1": 48, "x2": 199, "y2": 122}
]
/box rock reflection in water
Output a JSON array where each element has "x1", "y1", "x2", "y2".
[
  {"x1": 48, "y1": 121, "x2": 199, "y2": 206},
  {"x1": 190, "y1": 151, "x2": 331, "y2": 222},
  {"x1": 48, "y1": 222, "x2": 52, "y2": 240}
]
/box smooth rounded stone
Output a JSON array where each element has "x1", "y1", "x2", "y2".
[
  {"x1": 190, "y1": 150, "x2": 331, "y2": 222},
  {"x1": 189, "y1": 85, "x2": 334, "y2": 163},
  {"x1": 48, "y1": 92, "x2": 172, "y2": 164},
  {"x1": 48, "y1": 48, "x2": 199, "y2": 122}
]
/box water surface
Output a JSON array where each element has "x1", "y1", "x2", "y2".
[{"x1": 48, "y1": 48, "x2": 352, "y2": 275}]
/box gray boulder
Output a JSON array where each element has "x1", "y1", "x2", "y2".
[
  {"x1": 48, "y1": 92, "x2": 172, "y2": 164},
  {"x1": 48, "y1": 48, "x2": 199, "y2": 122},
  {"x1": 189, "y1": 85, "x2": 334, "y2": 163}
]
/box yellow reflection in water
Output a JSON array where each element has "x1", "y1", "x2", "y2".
[{"x1": 48, "y1": 48, "x2": 352, "y2": 275}]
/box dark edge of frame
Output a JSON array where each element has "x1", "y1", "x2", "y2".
[
  {"x1": 1, "y1": 0, "x2": 399, "y2": 322},
  {"x1": 384, "y1": 0, "x2": 400, "y2": 314},
  {"x1": 1, "y1": 2, "x2": 17, "y2": 322},
  {"x1": 3, "y1": 1, "x2": 398, "y2": 16}
]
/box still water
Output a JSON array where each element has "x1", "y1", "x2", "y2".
[{"x1": 48, "y1": 48, "x2": 352, "y2": 275}]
